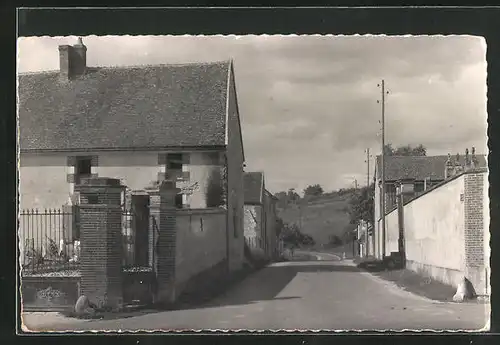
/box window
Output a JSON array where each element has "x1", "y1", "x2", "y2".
[
  {"x1": 164, "y1": 153, "x2": 190, "y2": 183},
  {"x1": 175, "y1": 194, "x2": 183, "y2": 208},
  {"x1": 167, "y1": 153, "x2": 183, "y2": 170},
  {"x1": 206, "y1": 152, "x2": 220, "y2": 165},
  {"x1": 414, "y1": 182, "x2": 425, "y2": 194},
  {"x1": 75, "y1": 157, "x2": 92, "y2": 184}
]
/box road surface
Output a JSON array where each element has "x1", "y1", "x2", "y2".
[{"x1": 22, "y1": 252, "x2": 489, "y2": 332}]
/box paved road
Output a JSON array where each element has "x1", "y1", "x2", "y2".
[{"x1": 23, "y1": 253, "x2": 489, "y2": 332}]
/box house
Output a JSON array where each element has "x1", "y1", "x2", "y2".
[
  {"x1": 18, "y1": 38, "x2": 246, "y2": 271},
  {"x1": 373, "y1": 149, "x2": 487, "y2": 259},
  {"x1": 263, "y1": 189, "x2": 279, "y2": 260},
  {"x1": 243, "y1": 172, "x2": 279, "y2": 262}
]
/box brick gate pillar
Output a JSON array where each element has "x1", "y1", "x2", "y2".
[
  {"x1": 147, "y1": 190, "x2": 160, "y2": 271},
  {"x1": 463, "y1": 170, "x2": 487, "y2": 295},
  {"x1": 76, "y1": 177, "x2": 125, "y2": 310},
  {"x1": 156, "y1": 180, "x2": 181, "y2": 304}
]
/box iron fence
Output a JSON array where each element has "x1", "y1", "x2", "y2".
[
  {"x1": 122, "y1": 210, "x2": 157, "y2": 272},
  {"x1": 19, "y1": 208, "x2": 158, "y2": 275},
  {"x1": 19, "y1": 209, "x2": 80, "y2": 275}
]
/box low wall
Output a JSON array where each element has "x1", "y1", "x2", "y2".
[
  {"x1": 174, "y1": 208, "x2": 227, "y2": 297},
  {"x1": 21, "y1": 276, "x2": 81, "y2": 312},
  {"x1": 385, "y1": 210, "x2": 399, "y2": 255},
  {"x1": 385, "y1": 170, "x2": 489, "y2": 294}
]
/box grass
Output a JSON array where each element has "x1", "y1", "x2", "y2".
[{"x1": 277, "y1": 194, "x2": 352, "y2": 246}]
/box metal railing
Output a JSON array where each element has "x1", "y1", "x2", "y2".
[
  {"x1": 19, "y1": 209, "x2": 80, "y2": 275},
  {"x1": 122, "y1": 210, "x2": 157, "y2": 272},
  {"x1": 20, "y1": 208, "x2": 158, "y2": 275}
]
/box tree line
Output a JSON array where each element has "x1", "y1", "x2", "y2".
[{"x1": 274, "y1": 143, "x2": 427, "y2": 248}]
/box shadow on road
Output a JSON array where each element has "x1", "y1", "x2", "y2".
[
  {"x1": 184, "y1": 261, "x2": 361, "y2": 310},
  {"x1": 58, "y1": 261, "x2": 359, "y2": 321}
]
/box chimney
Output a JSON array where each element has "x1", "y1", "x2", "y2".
[
  {"x1": 471, "y1": 146, "x2": 478, "y2": 169},
  {"x1": 58, "y1": 37, "x2": 87, "y2": 80},
  {"x1": 454, "y1": 153, "x2": 464, "y2": 175},
  {"x1": 445, "y1": 153, "x2": 454, "y2": 179},
  {"x1": 465, "y1": 148, "x2": 470, "y2": 169}
]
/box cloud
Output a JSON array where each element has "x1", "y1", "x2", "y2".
[{"x1": 17, "y1": 35, "x2": 488, "y2": 193}]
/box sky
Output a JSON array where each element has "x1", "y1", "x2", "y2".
[{"x1": 17, "y1": 35, "x2": 488, "y2": 194}]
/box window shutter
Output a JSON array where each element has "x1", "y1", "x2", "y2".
[
  {"x1": 90, "y1": 156, "x2": 99, "y2": 166},
  {"x1": 158, "y1": 153, "x2": 167, "y2": 165},
  {"x1": 67, "y1": 156, "x2": 76, "y2": 166}
]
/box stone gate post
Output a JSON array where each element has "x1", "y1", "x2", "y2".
[
  {"x1": 76, "y1": 177, "x2": 125, "y2": 310},
  {"x1": 147, "y1": 190, "x2": 160, "y2": 271},
  {"x1": 156, "y1": 180, "x2": 181, "y2": 304}
]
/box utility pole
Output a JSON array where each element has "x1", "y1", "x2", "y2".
[
  {"x1": 354, "y1": 178, "x2": 358, "y2": 189},
  {"x1": 365, "y1": 148, "x2": 372, "y2": 256},
  {"x1": 366, "y1": 148, "x2": 370, "y2": 188},
  {"x1": 378, "y1": 79, "x2": 389, "y2": 258}
]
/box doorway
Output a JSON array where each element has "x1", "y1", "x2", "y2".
[{"x1": 131, "y1": 194, "x2": 150, "y2": 267}]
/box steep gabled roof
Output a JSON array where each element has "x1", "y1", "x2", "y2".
[
  {"x1": 375, "y1": 154, "x2": 488, "y2": 182},
  {"x1": 265, "y1": 189, "x2": 279, "y2": 201},
  {"x1": 18, "y1": 61, "x2": 232, "y2": 152},
  {"x1": 244, "y1": 172, "x2": 264, "y2": 205}
]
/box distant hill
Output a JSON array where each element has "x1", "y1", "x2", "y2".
[{"x1": 277, "y1": 192, "x2": 356, "y2": 246}]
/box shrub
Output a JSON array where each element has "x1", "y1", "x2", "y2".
[{"x1": 206, "y1": 168, "x2": 225, "y2": 207}]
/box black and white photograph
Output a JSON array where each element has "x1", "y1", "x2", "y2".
[{"x1": 17, "y1": 33, "x2": 490, "y2": 332}]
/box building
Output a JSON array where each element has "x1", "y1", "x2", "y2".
[
  {"x1": 378, "y1": 151, "x2": 489, "y2": 296},
  {"x1": 373, "y1": 149, "x2": 487, "y2": 260},
  {"x1": 18, "y1": 38, "x2": 246, "y2": 271},
  {"x1": 243, "y1": 172, "x2": 279, "y2": 262}
]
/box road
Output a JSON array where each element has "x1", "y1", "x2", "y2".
[{"x1": 22, "y1": 252, "x2": 489, "y2": 332}]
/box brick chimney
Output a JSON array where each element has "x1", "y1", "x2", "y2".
[
  {"x1": 465, "y1": 148, "x2": 471, "y2": 169},
  {"x1": 444, "y1": 153, "x2": 454, "y2": 179},
  {"x1": 58, "y1": 37, "x2": 87, "y2": 80},
  {"x1": 454, "y1": 153, "x2": 464, "y2": 175},
  {"x1": 471, "y1": 147, "x2": 478, "y2": 169}
]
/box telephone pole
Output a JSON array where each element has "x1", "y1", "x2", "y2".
[
  {"x1": 366, "y1": 148, "x2": 370, "y2": 187},
  {"x1": 378, "y1": 79, "x2": 389, "y2": 258},
  {"x1": 365, "y1": 148, "x2": 372, "y2": 256}
]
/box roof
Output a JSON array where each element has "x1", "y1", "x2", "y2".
[
  {"x1": 19, "y1": 61, "x2": 232, "y2": 152},
  {"x1": 265, "y1": 189, "x2": 279, "y2": 201},
  {"x1": 375, "y1": 154, "x2": 488, "y2": 181},
  {"x1": 244, "y1": 172, "x2": 264, "y2": 204}
]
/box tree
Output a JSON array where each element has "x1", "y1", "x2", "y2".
[
  {"x1": 287, "y1": 188, "x2": 301, "y2": 204},
  {"x1": 328, "y1": 235, "x2": 343, "y2": 247},
  {"x1": 303, "y1": 184, "x2": 324, "y2": 197},
  {"x1": 275, "y1": 217, "x2": 285, "y2": 238},
  {"x1": 274, "y1": 191, "x2": 288, "y2": 209},
  {"x1": 280, "y1": 223, "x2": 315, "y2": 248},
  {"x1": 384, "y1": 143, "x2": 427, "y2": 156},
  {"x1": 205, "y1": 168, "x2": 224, "y2": 207},
  {"x1": 347, "y1": 183, "x2": 375, "y2": 227}
]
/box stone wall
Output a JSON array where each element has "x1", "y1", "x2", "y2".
[
  {"x1": 154, "y1": 181, "x2": 230, "y2": 304},
  {"x1": 174, "y1": 208, "x2": 227, "y2": 296},
  {"x1": 384, "y1": 169, "x2": 489, "y2": 295}
]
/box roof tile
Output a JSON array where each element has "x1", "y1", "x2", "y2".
[
  {"x1": 19, "y1": 62, "x2": 231, "y2": 151},
  {"x1": 244, "y1": 172, "x2": 264, "y2": 204},
  {"x1": 376, "y1": 154, "x2": 488, "y2": 181}
]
